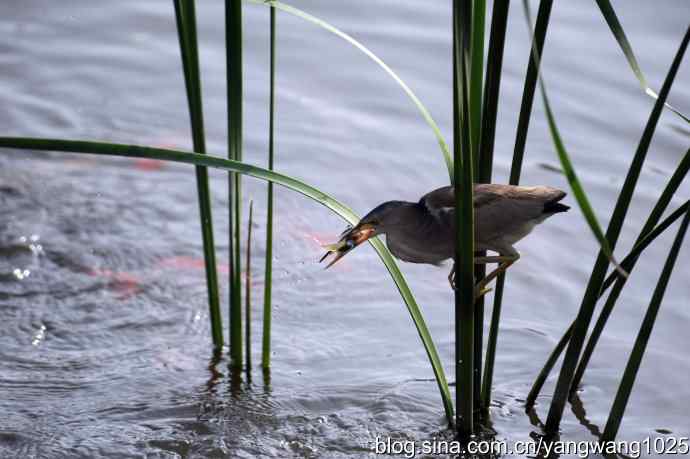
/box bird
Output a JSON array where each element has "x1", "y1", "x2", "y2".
[{"x1": 320, "y1": 183, "x2": 569, "y2": 296}]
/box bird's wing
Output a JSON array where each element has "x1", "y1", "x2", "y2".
[
  {"x1": 474, "y1": 184, "x2": 567, "y2": 245},
  {"x1": 419, "y1": 184, "x2": 505, "y2": 212},
  {"x1": 420, "y1": 184, "x2": 565, "y2": 210},
  {"x1": 419, "y1": 185, "x2": 455, "y2": 212}
]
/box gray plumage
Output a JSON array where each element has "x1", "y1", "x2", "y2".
[
  {"x1": 321, "y1": 183, "x2": 569, "y2": 291},
  {"x1": 358, "y1": 184, "x2": 567, "y2": 264}
]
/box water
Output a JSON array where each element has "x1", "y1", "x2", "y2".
[{"x1": 1, "y1": 1, "x2": 689, "y2": 457}]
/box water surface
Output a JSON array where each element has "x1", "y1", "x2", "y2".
[{"x1": 1, "y1": 1, "x2": 689, "y2": 457}]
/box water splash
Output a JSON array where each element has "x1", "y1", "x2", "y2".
[
  {"x1": 13, "y1": 268, "x2": 30, "y2": 280},
  {"x1": 31, "y1": 324, "x2": 47, "y2": 347}
]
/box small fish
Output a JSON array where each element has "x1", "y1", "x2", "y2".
[{"x1": 319, "y1": 224, "x2": 374, "y2": 269}]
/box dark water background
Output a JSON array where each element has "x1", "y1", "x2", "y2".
[{"x1": 1, "y1": 1, "x2": 689, "y2": 457}]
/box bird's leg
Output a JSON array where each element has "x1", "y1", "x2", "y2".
[
  {"x1": 474, "y1": 253, "x2": 520, "y2": 297},
  {"x1": 449, "y1": 256, "x2": 511, "y2": 291},
  {"x1": 449, "y1": 254, "x2": 518, "y2": 293}
]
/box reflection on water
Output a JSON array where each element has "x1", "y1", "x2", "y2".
[{"x1": 1, "y1": 0, "x2": 689, "y2": 457}]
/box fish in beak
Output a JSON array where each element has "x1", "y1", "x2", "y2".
[{"x1": 319, "y1": 223, "x2": 377, "y2": 269}]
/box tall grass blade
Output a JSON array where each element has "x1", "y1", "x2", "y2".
[
  {"x1": 571, "y1": 149, "x2": 690, "y2": 392},
  {"x1": 602, "y1": 148, "x2": 690, "y2": 292},
  {"x1": 173, "y1": 0, "x2": 223, "y2": 349},
  {"x1": 262, "y1": 5, "x2": 276, "y2": 370},
  {"x1": 512, "y1": 0, "x2": 553, "y2": 185},
  {"x1": 601, "y1": 207, "x2": 690, "y2": 442},
  {"x1": 245, "y1": 200, "x2": 253, "y2": 372},
  {"x1": 247, "y1": 0, "x2": 453, "y2": 182},
  {"x1": 527, "y1": 148, "x2": 689, "y2": 407},
  {"x1": 543, "y1": 24, "x2": 689, "y2": 434},
  {"x1": 595, "y1": 0, "x2": 690, "y2": 124},
  {"x1": 603, "y1": 204, "x2": 690, "y2": 292},
  {"x1": 477, "y1": 0, "x2": 510, "y2": 411},
  {"x1": 469, "y1": 0, "x2": 485, "y2": 174},
  {"x1": 521, "y1": 0, "x2": 623, "y2": 275},
  {"x1": 477, "y1": 0, "x2": 509, "y2": 183},
  {"x1": 469, "y1": 0, "x2": 487, "y2": 416},
  {"x1": 173, "y1": 1, "x2": 195, "y2": 122},
  {"x1": 541, "y1": 83, "x2": 625, "y2": 276},
  {"x1": 525, "y1": 321, "x2": 573, "y2": 409},
  {"x1": 0, "y1": 136, "x2": 454, "y2": 423},
  {"x1": 227, "y1": 0, "x2": 243, "y2": 367},
  {"x1": 525, "y1": 200, "x2": 690, "y2": 409},
  {"x1": 454, "y1": 0, "x2": 476, "y2": 438},
  {"x1": 484, "y1": 0, "x2": 550, "y2": 411}
]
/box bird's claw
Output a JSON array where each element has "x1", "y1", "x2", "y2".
[
  {"x1": 474, "y1": 285, "x2": 493, "y2": 299},
  {"x1": 448, "y1": 277, "x2": 492, "y2": 299}
]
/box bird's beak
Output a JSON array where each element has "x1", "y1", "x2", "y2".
[{"x1": 319, "y1": 223, "x2": 377, "y2": 269}]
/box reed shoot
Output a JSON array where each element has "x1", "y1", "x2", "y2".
[
  {"x1": 245, "y1": 200, "x2": 253, "y2": 372},
  {"x1": 262, "y1": 4, "x2": 276, "y2": 370},
  {"x1": 226, "y1": 0, "x2": 244, "y2": 367},
  {"x1": 453, "y1": 0, "x2": 476, "y2": 438},
  {"x1": 601, "y1": 208, "x2": 690, "y2": 442},
  {"x1": 543, "y1": 22, "x2": 689, "y2": 435},
  {"x1": 0, "y1": 136, "x2": 454, "y2": 423},
  {"x1": 173, "y1": 0, "x2": 223, "y2": 349}
]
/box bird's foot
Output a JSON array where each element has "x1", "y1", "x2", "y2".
[
  {"x1": 447, "y1": 281, "x2": 491, "y2": 299},
  {"x1": 474, "y1": 284, "x2": 493, "y2": 299}
]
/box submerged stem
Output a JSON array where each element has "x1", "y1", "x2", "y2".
[
  {"x1": 227, "y1": 0, "x2": 244, "y2": 367},
  {"x1": 602, "y1": 208, "x2": 690, "y2": 442},
  {"x1": 262, "y1": 4, "x2": 276, "y2": 370},
  {"x1": 245, "y1": 201, "x2": 253, "y2": 372},
  {"x1": 173, "y1": 0, "x2": 223, "y2": 349}
]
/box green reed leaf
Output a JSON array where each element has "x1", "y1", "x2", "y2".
[
  {"x1": 595, "y1": 0, "x2": 690, "y2": 124},
  {"x1": 468, "y1": 0, "x2": 487, "y2": 417},
  {"x1": 479, "y1": 0, "x2": 510, "y2": 412},
  {"x1": 262, "y1": 4, "x2": 276, "y2": 370},
  {"x1": 174, "y1": 0, "x2": 223, "y2": 349},
  {"x1": 0, "y1": 136, "x2": 454, "y2": 423},
  {"x1": 543, "y1": 23, "x2": 689, "y2": 434},
  {"x1": 525, "y1": 200, "x2": 690, "y2": 409},
  {"x1": 227, "y1": 0, "x2": 244, "y2": 367},
  {"x1": 245, "y1": 200, "x2": 253, "y2": 372},
  {"x1": 454, "y1": 0, "x2": 476, "y2": 437},
  {"x1": 246, "y1": 0, "x2": 453, "y2": 182},
  {"x1": 569, "y1": 148, "x2": 690, "y2": 393},
  {"x1": 601, "y1": 206, "x2": 690, "y2": 442}
]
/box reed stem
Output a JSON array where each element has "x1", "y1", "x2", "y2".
[
  {"x1": 262, "y1": 4, "x2": 276, "y2": 370},
  {"x1": 595, "y1": 0, "x2": 689, "y2": 124},
  {"x1": 0, "y1": 133, "x2": 455, "y2": 424},
  {"x1": 469, "y1": 0, "x2": 486, "y2": 415},
  {"x1": 478, "y1": 0, "x2": 510, "y2": 412},
  {"x1": 601, "y1": 207, "x2": 690, "y2": 442},
  {"x1": 226, "y1": 0, "x2": 243, "y2": 367},
  {"x1": 245, "y1": 201, "x2": 253, "y2": 372},
  {"x1": 173, "y1": 0, "x2": 223, "y2": 349},
  {"x1": 454, "y1": 0, "x2": 476, "y2": 438},
  {"x1": 484, "y1": 0, "x2": 552, "y2": 403},
  {"x1": 570, "y1": 148, "x2": 690, "y2": 393},
  {"x1": 545, "y1": 24, "x2": 689, "y2": 434},
  {"x1": 512, "y1": 0, "x2": 553, "y2": 184},
  {"x1": 526, "y1": 200, "x2": 690, "y2": 409}
]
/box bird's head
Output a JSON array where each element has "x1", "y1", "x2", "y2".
[{"x1": 319, "y1": 201, "x2": 410, "y2": 269}]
